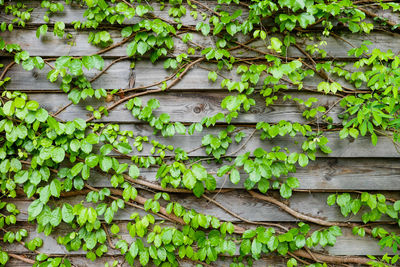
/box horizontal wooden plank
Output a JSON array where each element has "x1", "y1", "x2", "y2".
[
  {"x1": 26, "y1": 91, "x2": 342, "y2": 124},
  {"x1": 5, "y1": 257, "x2": 279, "y2": 267},
  {"x1": 0, "y1": 0, "x2": 240, "y2": 27},
  {"x1": 98, "y1": 125, "x2": 399, "y2": 158},
  {"x1": 86, "y1": 158, "x2": 400, "y2": 191},
  {"x1": 3, "y1": 221, "x2": 396, "y2": 256},
  {"x1": 2, "y1": 0, "x2": 398, "y2": 31},
  {"x1": 9, "y1": 191, "x2": 400, "y2": 223},
  {"x1": 4, "y1": 256, "x2": 288, "y2": 267},
  {"x1": 2, "y1": 29, "x2": 399, "y2": 59},
  {"x1": 1, "y1": 58, "x2": 357, "y2": 92}
]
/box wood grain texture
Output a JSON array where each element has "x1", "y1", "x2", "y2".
[
  {"x1": 1, "y1": 29, "x2": 400, "y2": 59},
  {"x1": 8, "y1": 191, "x2": 400, "y2": 223},
  {"x1": 94, "y1": 124, "x2": 399, "y2": 158},
  {"x1": 0, "y1": 0, "x2": 241, "y2": 27},
  {"x1": 1, "y1": 1, "x2": 398, "y2": 29},
  {"x1": 25, "y1": 91, "x2": 342, "y2": 124},
  {"x1": 1, "y1": 58, "x2": 358, "y2": 91},
  {"x1": 2, "y1": 221, "x2": 396, "y2": 256},
  {"x1": 4, "y1": 257, "x2": 288, "y2": 267},
  {"x1": 86, "y1": 158, "x2": 400, "y2": 191},
  {"x1": 2, "y1": 256, "x2": 287, "y2": 267}
]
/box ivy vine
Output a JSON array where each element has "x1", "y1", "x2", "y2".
[{"x1": 1, "y1": 0, "x2": 400, "y2": 266}]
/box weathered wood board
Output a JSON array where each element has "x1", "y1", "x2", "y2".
[
  {"x1": 2, "y1": 222, "x2": 396, "y2": 256},
  {"x1": 86, "y1": 158, "x2": 400, "y2": 191},
  {"x1": 25, "y1": 91, "x2": 342, "y2": 124},
  {"x1": 2, "y1": 1, "x2": 399, "y2": 29},
  {"x1": 2, "y1": 29, "x2": 400, "y2": 59},
  {"x1": 101, "y1": 125, "x2": 399, "y2": 158},
  {"x1": 8, "y1": 191, "x2": 400, "y2": 223},
  {"x1": 0, "y1": 58, "x2": 360, "y2": 91}
]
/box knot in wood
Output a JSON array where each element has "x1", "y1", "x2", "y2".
[{"x1": 193, "y1": 103, "x2": 205, "y2": 114}]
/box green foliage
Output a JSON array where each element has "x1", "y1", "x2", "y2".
[{"x1": 1, "y1": 0, "x2": 400, "y2": 266}]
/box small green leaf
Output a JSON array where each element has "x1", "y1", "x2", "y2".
[
  {"x1": 51, "y1": 147, "x2": 65, "y2": 163},
  {"x1": 129, "y1": 165, "x2": 140, "y2": 178},
  {"x1": 298, "y1": 154, "x2": 309, "y2": 167},
  {"x1": 229, "y1": 168, "x2": 240, "y2": 184}
]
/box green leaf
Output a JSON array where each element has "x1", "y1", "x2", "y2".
[
  {"x1": 50, "y1": 179, "x2": 61, "y2": 197},
  {"x1": 327, "y1": 194, "x2": 336, "y2": 206},
  {"x1": 71, "y1": 162, "x2": 84, "y2": 176},
  {"x1": 36, "y1": 24, "x2": 48, "y2": 38},
  {"x1": 298, "y1": 154, "x2": 309, "y2": 167},
  {"x1": 240, "y1": 239, "x2": 251, "y2": 254},
  {"x1": 127, "y1": 42, "x2": 137, "y2": 56},
  {"x1": 3, "y1": 101, "x2": 15, "y2": 116},
  {"x1": 183, "y1": 170, "x2": 196, "y2": 189},
  {"x1": 268, "y1": 37, "x2": 282, "y2": 53},
  {"x1": 28, "y1": 200, "x2": 43, "y2": 220},
  {"x1": 298, "y1": 12, "x2": 315, "y2": 28},
  {"x1": 337, "y1": 193, "x2": 351, "y2": 207},
  {"x1": 129, "y1": 165, "x2": 140, "y2": 178},
  {"x1": 14, "y1": 170, "x2": 28, "y2": 184},
  {"x1": 394, "y1": 200, "x2": 400, "y2": 211},
  {"x1": 26, "y1": 100, "x2": 39, "y2": 110},
  {"x1": 137, "y1": 41, "x2": 149, "y2": 55},
  {"x1": 191, "y1": 164, "x2": 207, "y2": 181},
  {"x1": 371, "y1": 133, "x2": 378, "y2": 146},
  {"x1": 317, "y1": 82, "x2": 330, "y2": 94},
  {"x1": 69, "y1": 59, "x2": 83, "y2": 76},
  {"x1": 0, "y1": 251, "x2": 9, "y2": 265},
  {"x1": 136, "y1": 5, "x2": 147, "y2": 16},
  {"x1": 279, "y1": 183, "x2": 292, "y2": 199},
  {"x1": 286, "y1": 177, "x2": 299, "y2": 188},
  {"x1": 92, "y1": 55, "x2": 104, "y2": 70},
  {"x1": 62, "y1": 203, "x2": 74, "y2": 223},
  {"x1": 82, "y1": 55, "x2": 94, "y2": 70},
  {"x1": 349, "y1": 128, "x2": 359, "y2": 139},
  {"x1": 116, "y1": 142, "x2": 132, "y2": 154},
  {"x1": 139, "y1": 250, "x2": 149, "y2": 266},
  {"x1": 100, "y1": 144, "x2": 113, "y2": 155},
  {"x1": 217, "y1": 165, "x2": 231, "y2": 176},
  {"x1": 267, "y1": 236, "x2": 278, "y2": 251},
  {"x1": 35, "y1": 108, "x2": 48, "y2": 122},
  {"x1": 129, "y1": 242, "x2": 139, "y2": 259},
  {"x1": 258, "y1": 178, "x2": 269, "y2": 193},
  {"x1": 110, "y1": 224, "x2": 120, "y2": 234},
  {"x1": 51, "y1": 147, "x2": 65, "y2": 163},
  {"x1": 174, "y1": 122, "x2": 186, "y2": 135},
  {"x1": 99, "y1": 156, "x2": 112, "y2": 172},
  {"x1": 226, "y1": 23, "x2": 237, "y2": 36},
  {"x1": 193, "y1": 181, "x2": 204, "y2": 197},
  {"x1": 50, "y1": 207, "x2": 62, "y2": 227},
  {"x1": 229, "y1": 168, "x2": 240, "y2": 184},
  {"x1": 208, "y1": 71, "x2": 218, "y2": 82}
]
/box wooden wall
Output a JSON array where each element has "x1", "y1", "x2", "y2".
[{"x1": 1, "y1": 1, "x2": 400, "y2": 266}]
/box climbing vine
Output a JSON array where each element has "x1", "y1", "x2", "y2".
[{"x1": 1, "y1": 0, "x2": 400, "y2": 266}]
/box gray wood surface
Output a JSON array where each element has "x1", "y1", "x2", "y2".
[
  {"x1": 99, "y1": 125, "x2": 399, "y2": 158},
  {"x1": 2, "y1": 221, "x2": 396, "y2": 256},
  {"x1": 0, "y1": 0, "x2": 243, "y2": 27},
  {"x1": 8, "y1": 191, "x2": 400, "y2": 223},
  {"x1": 0, "y1": 58, "x2": 359, "y2": 91},
  {"x1": 2, "y1": 29, "x2": 400, "y2": 59},
  {"x1": 86, "y1": 158, "x2": 400, "y2": 191},
  {"x1": 26, "y1": 91, "x2": 342, "y2": 124},
  {"x1": 2, "y1": 0, "x2": 399, "y2": 30},
  {"x1": 3, "y1": 257, "x2": 287, "y2": 267}
]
